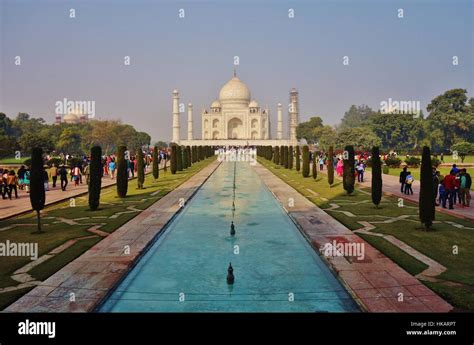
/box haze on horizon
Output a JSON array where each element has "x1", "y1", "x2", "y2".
[{"x1": 0, "y1": 0, "x2": 472, "y2": 142}]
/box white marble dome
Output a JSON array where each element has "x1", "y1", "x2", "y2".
[
  {"x1": 219, "y1": 77, "x2": 251, "y2": 104},
  {"x1": 249, "y1": 100, "x2": 259, "y2": 108},
  {"x1": 210, "y1": 100, "x2": 221, "y2": 108},
  {"x1": 63, "y1": 113, "x2": 80, "y2": 124}
]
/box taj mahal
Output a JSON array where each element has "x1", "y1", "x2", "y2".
[{"x1": 172, "y1": 71, "x2": 299, "y2": 147}]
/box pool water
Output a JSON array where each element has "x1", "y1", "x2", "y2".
[{"x1": 99, "y1": 161, "x2": 359, "y2": 312}]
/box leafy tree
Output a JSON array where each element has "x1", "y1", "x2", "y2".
[
  {"x1": 88, "y1": 146, "x2": 102, "y2": 210},
  {"x1": 450, "y1": 141, "x2": 474, "y2": 162},
  {"x1": 18, "y1": 132, "x2": 54, "y2": 153},
  {"x1": 315, "y1": 125, "x2": 337, "y2": 150},
  {"x1": 116, "y1": 146, "x2": 128, "y2": 197},
  {"x1": 302, "y1": 145, "x2": 310, "y2": 177},
  {"x1": 154, "y1": 141, "x2": 168, "y2": 148},
  {"x1": 296, "y1": 116, "x2": 323, "y2": 143},
  {"x1": 339, "y1": 105, "x2": 376, "y2": 129},
  {"x1": 30, "y1": 147, "x2": 45, "y2": 234},
  {"x1": 336, "y1": 127, "x2": 381, "y2": 151},
  {"x1": 56, "y1": 128, "x2": 82, "y2": 154},
  {"x1": 371, "y1": 146, "x2": 382, "y2": 208},
  {"x1": 370, "y1": 113, "x2": 424, "y2": 150},
  {"x1": 419, "y1": 146, "x2": 435, "y2": 231}
]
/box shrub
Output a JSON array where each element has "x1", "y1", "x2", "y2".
[
  {"x1": 382, "y1": 165, "x2": 389, "y2": 174},
  {"x1": 327, "y1": 146, "x2": 334, "y2": 186},
  {"x1": 384, "y1": 156, "x2": 402, "y2": 168},
  {"x1": 280, "y1": 145, "x2": 284, "y2": 165},
  {"x1": 283, "y1": 146, "x2": 288, "y2": 168},
  {"x1": 171, "y1": 145, "x2": 177, "y2": 174},
  {"x1": 288, "y1": 146, "x2": 293, "y2": 169},
  {"x1": 137, "y1": 149, "x2": 145, "y2": 189},
  {"x1": 431, "y1": 156, "x2": 441, "y2": 167},
  {"x1": 296, "y1": 146, "x2": 301, "y2": 171},
  {"x1": 177, "y1": 145, "x2": 183, "y2": 171},
  {"x1": 312, "y1": 154, "x2": 317, "y2": 179},
  {"x1": 405, "y1": 156, "x2": 421, "y2": 167},
  {"x1": 274, "y1": 146, "x2": 280, "y2": 165}
]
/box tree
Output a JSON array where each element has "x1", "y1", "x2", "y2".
[
  {"x1": 154, "y1": 141, "x2": 168, "y2": 148},
  {"x1": 302, "y1": 145, "x2": 310, "y2": 177},
  {"x1": 296, "y1": 146, "x2": 301, "y2": 171},
  {"x1": 88, "y1": 146, "x2": 102, "y2": 210},
  {"x1": 280, "y1": 145, "x2": 284, "y2": 165},
  {"x1": 30, "y1": 147, "x2": 46, "y2": 233},
  {"x1": 312, "y1": 153, "x2": 317, "y2": 179},
  {"x1": 339, "y1": 105, "x2": 376, "y2": 129},
  {"x1": 296, "y1": 116, "x2": 323, "y2": 143},
  {"x1": 288, "y1": 146, "x2": 293, "y2": 169},
  {"x1": 336, "y1": 127, "x2": 381, "y2": 151},
  {"x1": 371, "y1": 146, "x2": 382, "y2": 208},
  {"x1": 327, "y1": 146, "x2": 334, "y2": 186},
  {"x1": 137, "y1": 148, "x2": 145, "y2": 189},
  {"x1": 451, "y1": 141, "x2": 474, "y2": 163},
  {"x1": 274, "y1": 146, "x2": 280, "y2": 165},
  {"x1": 314, "y1": 125, "x2": 337, "y2": 150},
  {"x1": 187, "y1": 146, "x2": 192, "y2": 167},
  {"x1": 182, "y1": 146, "x2": 189, "y2": 169},
  {"x1": 152, "y1": 146, "x2": 159, "y2": 181},
  {"x1": 171, "y1": 145, "x2": 177, "y2": 174},
  {"x1": 419, "y1": 146, "x2": 435, "y2": 231},
  {"x1": 177, "y1": 145, "x2": 183, "y2": 171},
  {"x1": 56, "y1": 128, "x2": 82, "y2": 154},
  {"x1": 283, "y1": 146, "x2": 288, "y2": 168},
  {"x1": 343, "y1": 145, "x2": 355, "y2": 194},
  {"x1": 426, "y1": 89, "x2": 474, "y2": 149},
  {"x1": 116, "y1": 146, "x2": 128, "y2": 198},
  {"x1": 18, "y1": 132, "x2": 54, "y2": 154}
]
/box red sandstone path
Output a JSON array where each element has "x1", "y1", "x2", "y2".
[
  {"x1": 0, "y1": 168, "x2": 154, "y2": 221},
  {"x1": 358, "y1": 170, "x2": 474, "y2": 221}
]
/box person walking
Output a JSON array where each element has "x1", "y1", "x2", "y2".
[
  {"x1": 404, "y1": 172, "x2": 414, "y2": 195},
  {"x1": 109, "y1": 159, "x2": 116, "y2": 179},
  {"x1": 356, "y1": 161, "x2": 365, "y2": 182},
  {"x1": 23, "y1": 168, "x2": 30, "y2": 193},
  {"x1": 432, "y1": 168, "x2": 440, "y2": 206},
  {"x1": 50, "y1": 163, "x2": 58, "y2": 188},
  {"x1": 319, "y1": 156, "x2": 325, "y2": 171},
  {"x1": 59, "y1": 165, "x2": 68, "y2": 191},
  {"x1": 459, "y1": 168, "x2": 471, "y2": 207},
  {"x1": 399, "y1": 167, "x2": 409, "y2": 193},
  {"x1": 17, "y1": 165, "x2": 26, "y2": 190},
  {"x1": 7, "y1": 170, "x2": 18, "y2": 199},
  {"x1": 442, "y1": 171, "x2": 457, "y2": 209}
]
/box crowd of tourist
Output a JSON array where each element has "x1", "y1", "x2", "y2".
[{"x1": 0, "y1": 148, "x2": 169, "y2": 201}]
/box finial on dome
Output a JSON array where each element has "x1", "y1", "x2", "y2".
[{"x1": 233, "y1": 67, "x2": 237, "y2": 78}]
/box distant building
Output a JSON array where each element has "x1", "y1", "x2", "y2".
[{"x1": 55, "y1": 109, "x2": 89, "y2": 125}]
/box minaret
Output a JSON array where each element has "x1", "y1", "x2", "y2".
[
  {"x1": 172, "y1": 89, "x2": 180, "y2": 144},
  {"x1": 187, "y1": 103, "x2": 193, "y2": 140},
  {"x1": 289, "y1": 88, "x2": 299, "y2": 143},
  {"x1": 55, "y1": 114, "x2": 61, "y2": 125},
  {"x1": 277, "y1": 103, "x2": 283, "y2": 140}
]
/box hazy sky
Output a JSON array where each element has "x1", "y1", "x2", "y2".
[{"x1": 0, "y1": 0, "x2": 472, "y2": 142}]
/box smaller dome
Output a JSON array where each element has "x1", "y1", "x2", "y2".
[
  {"x1": 63, "y1": 114, "x2": 79, "y2": 124},
  {"x1": 249, "y1": 100, "x2": 259, "y2": 108},
  {"x1": 211, "y1": 100, "x2": 221, "y2": 108}
]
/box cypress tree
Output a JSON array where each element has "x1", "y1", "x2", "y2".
[
  {"x1": 288, "y1": 146, "x2": 293, "y2": 169},
  {"x1": 137, "y1": 148, "x2": 145, "y2": 189},
  {"x1": 312, "y1": 153, "x2": 317, "y2": 179},
  {"x1": 274, "y1": 146, "x2": 280, "y2": 165},
  {"x1": 371, "y1": 146, "x2": 382, "y2": 207},
  {"x1": 182, "y1": 146, "x2": 188, "y2": 169},
  {"x1": 30, "y1": 147, "x2": 46, "y2": 234},
  {"x1": 302, "y1": 145, "x2": 310, "y2": 177},
  {"x1": 177, "y1": 145, "x2": 183, "y2": 171},
  {"x1": 280, "y1": 145, "x2": 284, "y2": 165},
  {"x1": 284, "y1": 146, "x2": 289, "y2": 168},
  {"x1": 296, "y1": 146, "x2": 301, "y2": 171},
  {"x1": 171, "y1": 145, "x2": 177, "y2": 174},
  {"x1": 88, "y1": 145, "x2": 102, "y2": 210},
  {"x1": 116, "y1": 146, "x2": 128, "y2": 198},
  {"x1": 187, "y1": 146, "x2": 192, "y2": 167},
  {"x1": 419, "y1": 146, "x2": 435, "y2": 231},
  {"x1": 328, "y1": 146, "x2": 334, "y2": 186},
  {"x1": 152, "y1": 146, "x2": 159, "y2": 181},
  {"x1": 343, "y1": 145, "x2": 355, "y2": 195}
]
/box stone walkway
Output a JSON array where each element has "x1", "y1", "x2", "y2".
[
  {"x1": 253, "y1": 162, "x2": 452, "y2": 312},
  {"x1": 5, "y1": 160, "x2": 221, "y2": 312},
  {"x1": 0, "y1": 166, "x2": 157, "y2": 221},
  {"x1": 359, "y1": 170, "x2": 474, "y2": 221}
]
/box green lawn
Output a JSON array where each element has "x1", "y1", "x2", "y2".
[
  {"x1": 0, "y1": 156, "x2": 30, "y2": 165},
  {"x1": 0, "y1": 157, "x2": 215, "y2": 310},
  {"x1": 259, "y1": 158, "x2": 474, "y2": 311}
]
